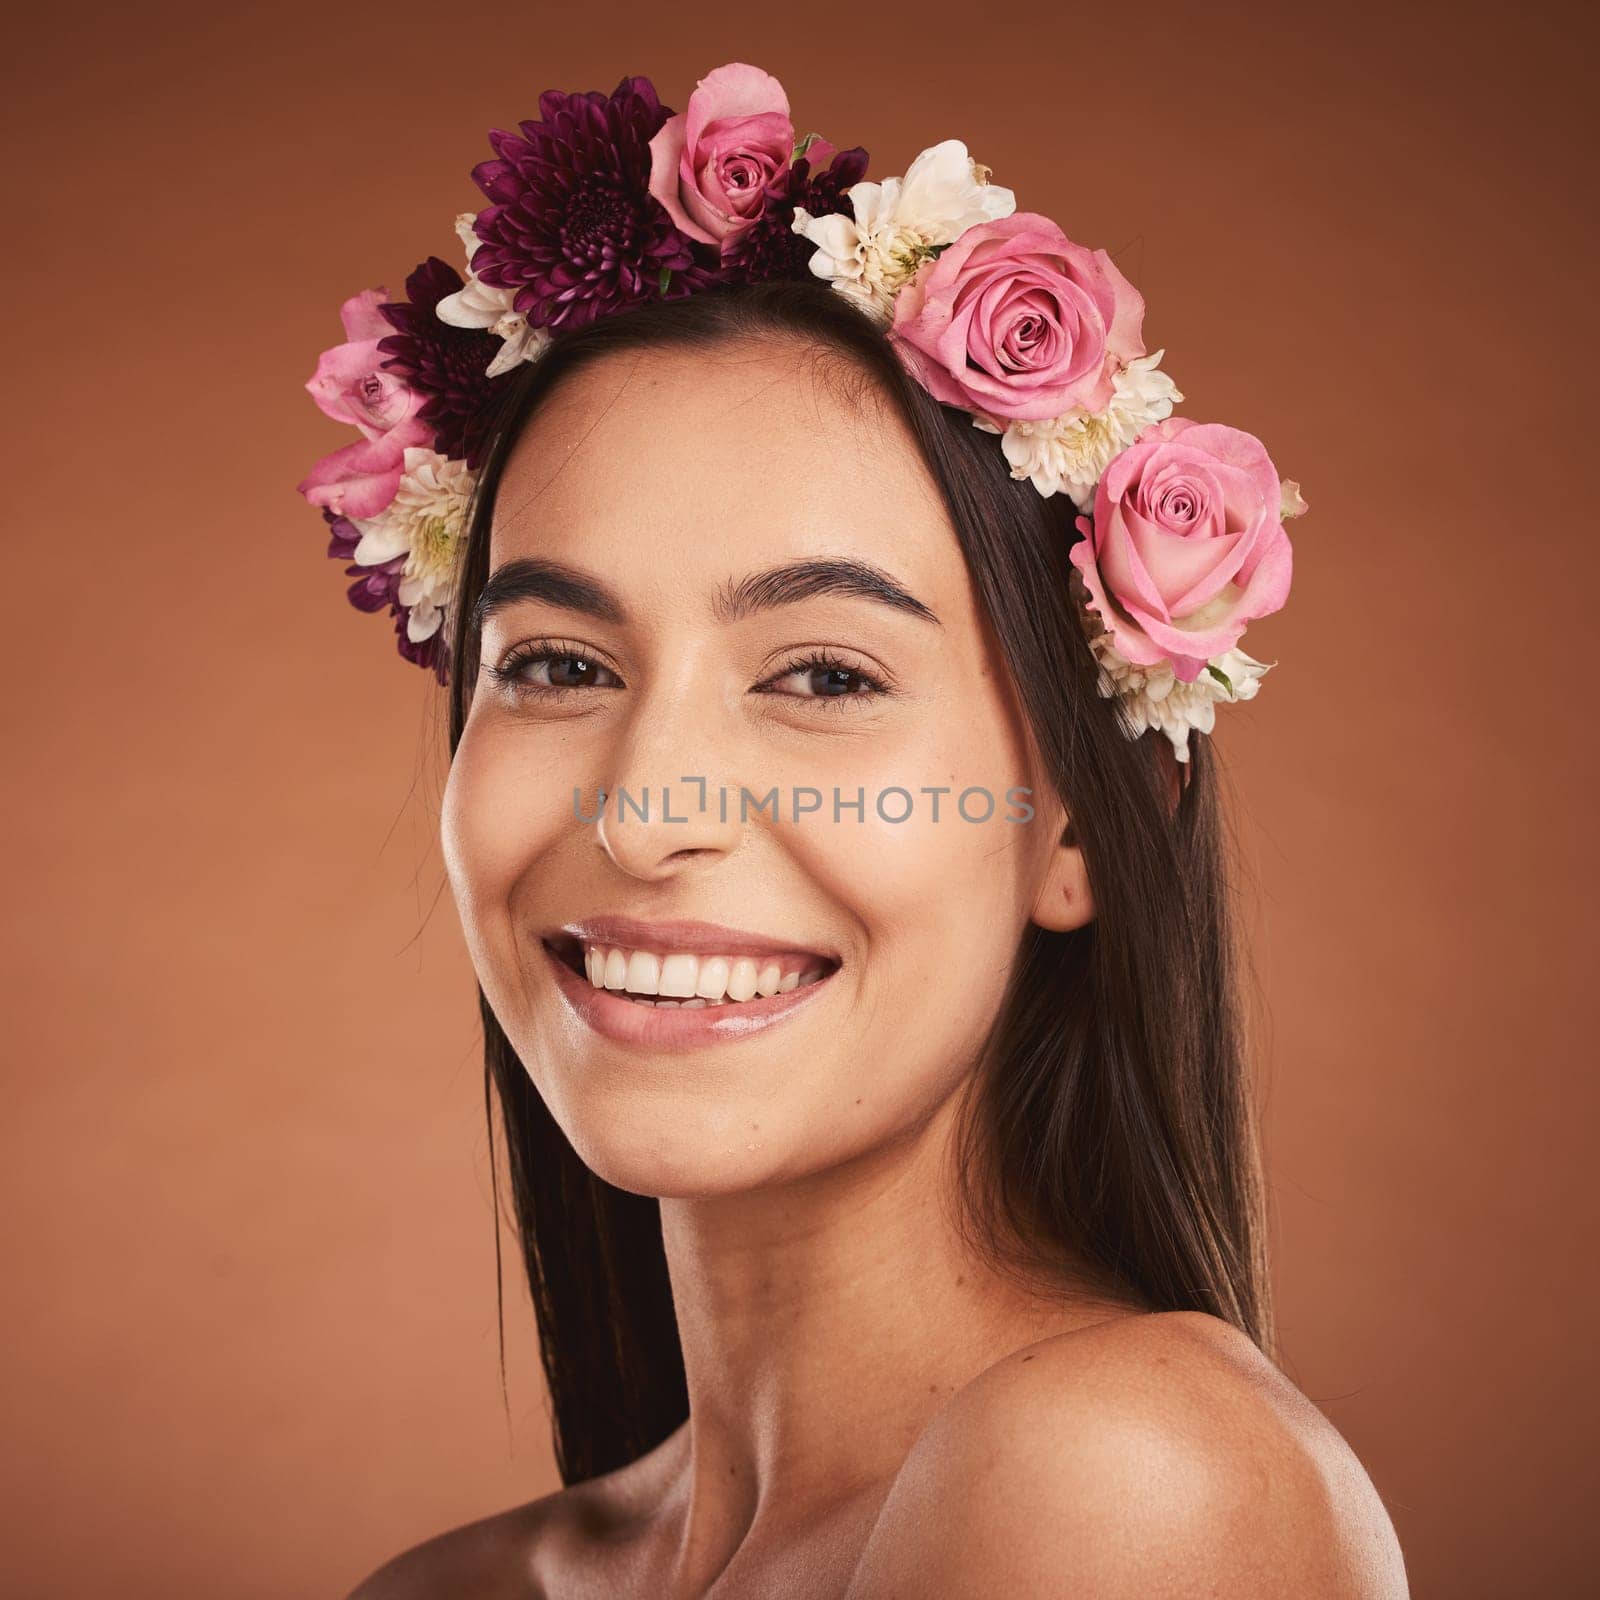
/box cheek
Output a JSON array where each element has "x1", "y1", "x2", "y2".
[
  {"x1": 767, "y1": 731, "x2": 1041, "y2": 1143},
  {"x1": 434, "y1": 669, "x2": 1047, "y2": 1201},
  {"x1": 807, "y1": 802, "x2": 1033, "y2": 1112},
  {"x1": 440, "y1": 712, "x2": 573, "y2": 995}
]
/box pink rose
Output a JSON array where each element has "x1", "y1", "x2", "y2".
[
  {"x1": 649, "y1": 63, "x2": 816, "y2": 251},
  {"x1": 890, "y1": 213, "x2": 1145, "y2": 422},
  {"x1": 305, "y1": 289, "x2": 426, "y2": 438},
  {"x1": 1070, "y1": 417, "x2": 1294, "y2": 682},
  {"x1": 297, "y1": 434, "x2": 414, "y2": 521},
  {"x1": 297, "y1": 288, "x2": 430, "y2": 519}
]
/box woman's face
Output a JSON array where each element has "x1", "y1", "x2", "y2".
[{"x1": 442, "y1": 337, "x2": 1069, "y2": 1197}]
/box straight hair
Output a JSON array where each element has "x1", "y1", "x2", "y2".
[{"x1": 446, "y1": 279, "x2": 1271, "y2": 1485}]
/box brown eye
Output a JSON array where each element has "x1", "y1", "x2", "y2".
[
  {"x1": 488, "y1": 645, "x2": 623, "y2": 695},
  {"x1": 538, "y1": 654, "x2": 615, "y2": 689},
  {"x1": 790, "y1": 665, "x2": 873, "y2": 697},
  {"x1": 756, "y1": 653, "x2": 888, "y2": 702}
]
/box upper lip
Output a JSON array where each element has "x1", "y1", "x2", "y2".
[{"x1": 550, "y1": 915, "x2": 839, "y2": 962}]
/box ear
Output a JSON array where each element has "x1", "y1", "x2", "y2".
[{"x1": 1030, "y1": 813, "x2": 1097, "y2": 933}]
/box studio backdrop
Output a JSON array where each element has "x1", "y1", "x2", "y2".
[{"x1": 2, "y1": 2, "x2": 1593, "y2": 1596}]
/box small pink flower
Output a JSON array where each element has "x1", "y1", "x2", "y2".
[
  {"x1": 649, "y1": 63, "x2": 818, "y2": 252},
  {"x1": 1069, "y1": 417, "x2": 1294, "y2": 682},
  {"x1": 297, "y1": 434, "x2": 414, "y2": 521},
  {"x1": 890, "y1": 213, "x2": 1145, "y2": 422},
  {"x1": 305, "y1": 289, "x2": 428, "y2": 439},
  {"x1": 299, "y1": 288, "x2": 430, "y2": 518}
]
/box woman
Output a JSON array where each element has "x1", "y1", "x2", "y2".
[{"x1": 302, "y1": 64, "x2": 1407, "y2": 1598}]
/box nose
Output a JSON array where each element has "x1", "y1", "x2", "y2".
[{"x1": 592, "y1": 686, "x2": 744, "y2": 883}]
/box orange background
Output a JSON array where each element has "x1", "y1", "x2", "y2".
[{"x1": 3, "y1": 2, "x2": 1594, "y2": 1595}]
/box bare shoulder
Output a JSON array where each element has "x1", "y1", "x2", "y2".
[
  {"x1": 342, "y1": 1446, "x2": 664, "y2": 1600},
  {"x1": 342, "y1": 1492, "x2": 558, "y2": 1600},
  {"x1": 847, "y1": 1311, "x2": 1408, "y2": 1599}
]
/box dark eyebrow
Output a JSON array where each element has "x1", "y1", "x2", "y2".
[
  {"x1": 471, "y1": 554, "x2": 940, "y2": 637},
  {"x1": 471, "y1": 558, "x2": 629, "y2": 633},
  {"x1": 714, "y1": 559, "x2": 941, "y2": 626}
]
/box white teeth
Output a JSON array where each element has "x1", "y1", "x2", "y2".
[
  {"x1": 625, "y1": 950, "x2": 660, "y2": 995},
  {"x1": 658, "y1": 953, "x2": 699, "y2": 998},
  {"x1": 695, "y1": 956, "x2": 730, "y2": 1001},
  {"x1": 577, "y1": 943, "x2": 833, "y2": 1004}
]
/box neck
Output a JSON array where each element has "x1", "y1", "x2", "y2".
[{"x1": 654, "y1": 1093, "x2": 1128, "y2": 1574}]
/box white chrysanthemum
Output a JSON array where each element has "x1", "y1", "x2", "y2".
[
  {"x1": 351, "y1": 448, "x2": 475, "y2": 643},
  {"x1": 997, "y1": 352, "x2": 1184, "y2": 507},
  {"x1": 791, "y1": 140, "x2": 1015, "y2": 324},
  {"x1": 1070, "y1": 570, "x2": 1272, "y2": 762},
  {"x1": 435, "y1": 213, "x2": 551, "y2": 379}
]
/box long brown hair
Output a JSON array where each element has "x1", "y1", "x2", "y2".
[{"x1": 446, "y1": 279, "x2": 1271, "y2": 1485}]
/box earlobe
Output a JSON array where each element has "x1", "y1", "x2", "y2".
[{"x1": 1030, "y1": 819, "x2": 1097, "y2": 933}]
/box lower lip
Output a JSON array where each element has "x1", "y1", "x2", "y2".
[{"x1": 543, "y1": 943, "x2": 836, "y2": 1052}]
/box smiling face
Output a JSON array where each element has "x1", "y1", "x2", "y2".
[{"x1": 441, "y1": 335, "x2": 1078, "y2": 1198}]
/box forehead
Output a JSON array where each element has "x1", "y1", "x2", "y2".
[{"x1": 488, "y1": 340, "x2": 957, "y2": 587}]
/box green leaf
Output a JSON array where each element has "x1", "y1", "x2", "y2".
[
  {"x1": 792, "y1": 131, "x2": 820, "y2": 161},
  {"x1": 1206, "y1": 663, "x2": 1235, "y2": 695},
  {"x1": 658, "y1": 266, "x2": 673, "y2": 296}
]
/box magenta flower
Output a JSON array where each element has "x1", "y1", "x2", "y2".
[
  {"x1": 721, "y1": 143, "x2": 870, "y2": 285},
  {"x1": 325, "y1": 513, "x2": 448, "y2": 681},
  {"x1": 468, "y1": 76, "x2": 704, "y2": 331},
  {"x1": 377, "y1": 257, "x2": 509, "y2": 468}
]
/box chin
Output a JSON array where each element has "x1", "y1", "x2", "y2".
[{"x1": 551, "y1": 1087, "x2": 848, "y2": 1200}]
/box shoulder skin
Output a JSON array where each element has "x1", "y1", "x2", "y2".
[
  {"x1": 341, "y1": 1440, "x2": 671, "y2": 1600},
  {"x1": 844, "y1": 1310, "x2": 1408, "y2": 1600},
  {"x1": 343, "y1": 1495, "x2": 554, "y2": 1600}
]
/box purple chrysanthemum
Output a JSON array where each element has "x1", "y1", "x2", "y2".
[
  {"x1": 324, "y1": 512, "x2": 448, "y2": 682},
  {"x1": 468, "y1": 76, "x2": 709, "y2": 331},
  {"x1": 377, "y1": 257, "x2": 508, "y2": 469},
  {"x1": 722, "y1": 145, "x2": 871, "y2": 286}
]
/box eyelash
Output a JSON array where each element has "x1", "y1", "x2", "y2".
[
  {"x1": 754, "y1": 648, "x2": 890, "y2": 708},
  {"x1": 484, "y1": 639, "x2": 621, "y2": 700},
  {"x1": 484, "y1": 639, "x2": 891, "y2": 709}
]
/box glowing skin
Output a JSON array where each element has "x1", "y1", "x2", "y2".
[
  {"x1": 436, "y1": 336, "x2": 1103, "y2": 1585},
  {"x1": 417, "y1": 341, "x2": 1399, "y2": 1600},
  {"x1": 442, "y1": 339, "x2": 1087, "y2": 1200}
]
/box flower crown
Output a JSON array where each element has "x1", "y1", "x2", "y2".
[{"x1": 297, "y1": 62, "x2": 1304, "y2": 761}]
